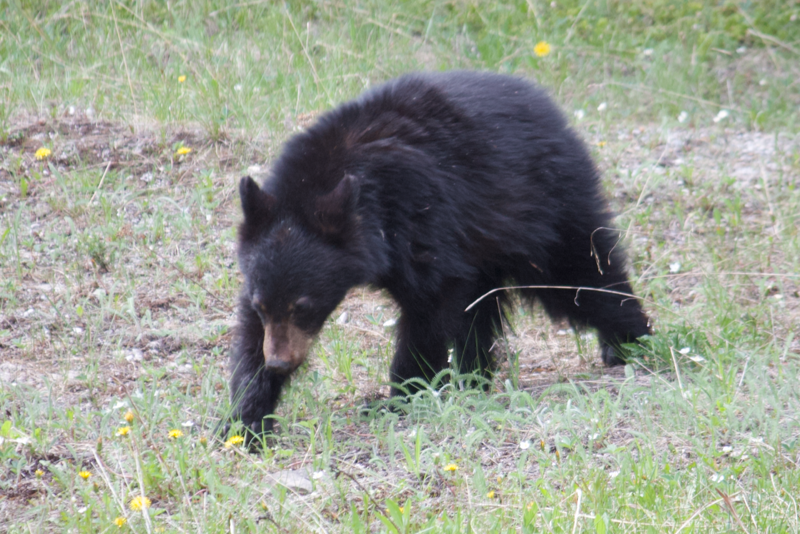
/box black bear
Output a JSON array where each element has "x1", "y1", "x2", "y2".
[{"x1": 230, "y1": 71, "x2": 650, "y2": 436}]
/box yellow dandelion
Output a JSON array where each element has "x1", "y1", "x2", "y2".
[
  {"x1": 496, "y1": 475, "x2": 503, "y2": 483},
  {"x1": 114, "y1": 516, "x2": 127, "y2": 527},
  {"x1": 443, "y1": 463, "x2": 458, "y2": 472},
  {"x1": 168, "y1": 429, "x2": 184, "y2": 439},
  {"x1": 487, "y1": 490, "x2": 496, "y2": 499},
  {"x1": 35, "y1": 147, "x2": 52, "y2": 160},
  {"x1": 399, "y1": 506, "x2": 405, "y2": 513},
  {"x1": 597, "y1": 141, "x2": 607, "y2": 147},
  {"x1": 35, "y1": 469, "x2": 45, "y2": 477},
  {"x1": 178, "y1": 75, "x2": 187, "y2": 83},
  {"x1": 124, "y1": 411, "x2": 134, "y2": 423},
  {"x1": 534, "y1": 41, "x2": 552, "y2": 57},
  {"x1": 116, "y1": 426, "x2": 131, "y2": 437},
  {"x1": 224, "y1": 435, "x2": 244, "y2": 448},
  {"x1": 174, "y1": 146, "x2": 192, "y2": 157},
  {"x1": 129, "y1": 495, "x2": 151, "y2": 511},
  {"x1": 78, "y1": 470, "x2": 91, "y2": 480}
]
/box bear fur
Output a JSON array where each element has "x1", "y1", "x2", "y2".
[{"x1": 230, "y1": 71, "x2": 650, "y2": 436}]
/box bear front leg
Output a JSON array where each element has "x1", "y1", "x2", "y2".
[{"x1": 228, "y1": 297, "x2": 288, "y2": 437}]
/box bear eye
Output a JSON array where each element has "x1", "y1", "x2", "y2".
[
  {"x1": 251, "y1": 295, "x2": 268, "y2": 324},
  {"x1": 294, "y1": 296, "x2": 313, "y2": 314}
]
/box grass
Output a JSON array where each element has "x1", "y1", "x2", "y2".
[{"x1": 1, "y1": 0, "x2": 800, "y2": 532}]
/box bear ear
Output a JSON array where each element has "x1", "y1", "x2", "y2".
[
  {"x1": 314, "y1": 174, "x2": 358, "y2": 235},
  {"x1": 239, "y1": 176, "x2": 276, "y2": 228}
]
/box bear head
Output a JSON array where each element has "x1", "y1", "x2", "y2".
[{"x1": 236, "y1": 174, "x2": 366, "y2": 375}]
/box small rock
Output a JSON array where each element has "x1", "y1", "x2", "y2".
[
  {"x1": 268, "y1": 468, "x2": 313, "y2": 495},
  {"x1": 0, "y1": 363, "x2": 23, "y2": 383},
  {"x1": 336, "y1": 312, "x2": 349, "y2": 325},
  {"x1": 125, "y1": 348, "x2": 143, "y2": 362},
  {"x1": 33, "y1": 203, "x2": 52, "y2": 218}
]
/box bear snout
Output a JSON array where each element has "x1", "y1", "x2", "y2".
[{"x1": 262, "y1": 322, "x2": 314, "y2": 374}]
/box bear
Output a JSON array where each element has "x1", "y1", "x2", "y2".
[{"x1": 229, "y1": 71, "x2": 650, "y2": 437}]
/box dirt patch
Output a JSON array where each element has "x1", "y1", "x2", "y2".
[{"x1": 0, "y1": 113, "x2": 250, "y2": 188}]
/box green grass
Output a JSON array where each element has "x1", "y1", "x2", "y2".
[
  {"x1": 1, "y1": 0, "x2": 798, "y2": 132},
  {"x1": 1, "y1": 0, "x2": 800, "y2": 532}
]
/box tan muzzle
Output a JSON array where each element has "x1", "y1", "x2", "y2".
[{"x1": 262, "y1": 322, "x2": 313, "y2": 374}]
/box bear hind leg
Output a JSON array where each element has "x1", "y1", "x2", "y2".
[
  {"x1": 453, "y1": 291, "x2": 504, "y2": 390},
  {"x1": 523, "y1": 244, "x2": 649, "y2": 366},
  {"x1": 389, "y1": 311, "x2": 451, "y2": 397}
]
